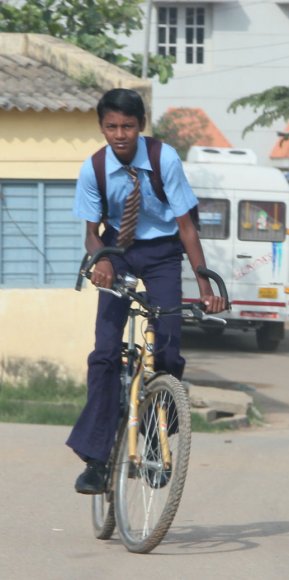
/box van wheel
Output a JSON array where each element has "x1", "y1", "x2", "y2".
[{"x1": 256, "y1": 327, "x2": 279, "y2": 352}]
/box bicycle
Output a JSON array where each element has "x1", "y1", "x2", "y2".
[{"x1": 75, "y1": 247, "x2": 229, "y2": 554}]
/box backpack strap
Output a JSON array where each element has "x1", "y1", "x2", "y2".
[
  {"x1": 145, "y1": 136, "x2": 199, "y2": 229},
  {"x1": 144, "y1": 136, "x2": 167, "y2": 202},
  {"x1": 91, "y1": 146, "x2": 108, "y2": 219},
  {"x1": 91, "y1": 137, "x2": 199, "y2": 229}
]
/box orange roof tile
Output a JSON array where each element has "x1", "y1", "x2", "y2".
[
  {"x1": 164, "y1": 107, "x2": 232, "y2": 148},
  {"x1": 270, "y1": 122, "x2": 289, "y2": 159},
  {"x1": 193, "y1": 108, "x2": 232, "y2": 147}
]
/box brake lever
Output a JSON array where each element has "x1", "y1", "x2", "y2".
[
  {"x1": 96, "y1": 287, "x2": 123, "y2": 298},
  {"x1": 201, "y1": 313, "x2": 227, "y2": 326}
]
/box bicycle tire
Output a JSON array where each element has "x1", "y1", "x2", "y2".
[
  {"x1": 91, "y1": 413, "x2": 128, "y2": 540},
  {"x1": 91, "y1": 493, "x2": 115, "y2": 540},
  {"x1": 114, "y1": 374, "x2": 191, "y2": 554}
]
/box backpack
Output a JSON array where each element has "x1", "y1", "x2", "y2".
[{"x1": 91, "y1": 136, "x2": 199, "y2": 228}]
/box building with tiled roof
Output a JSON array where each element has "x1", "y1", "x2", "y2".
[
  {"x1": 0, "y1": 52, "x2": 101, "y2": 112},
  {"x1": 0, "y1": 32, "x2": 151, "y2": 380},
  {"x1": 0, "y1": 32, "x2": 151, "y2": 180}
]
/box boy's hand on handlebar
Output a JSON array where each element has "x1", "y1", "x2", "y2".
[
  {"x1": 90, "y1": 259, "x2": 114, "y2": 289},
  {"x1": 200, "y1": 293, "x2": 227, "y2": 314}
]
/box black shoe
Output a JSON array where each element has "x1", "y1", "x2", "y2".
[{"x1": 75, "y1": 460, "x2": 106, "y2": 495}]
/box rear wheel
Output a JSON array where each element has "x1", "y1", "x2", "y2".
[
  {"x1": 91, "y1": 493, "x2": 115, "y2": 540},
  {"x1": 256, "y1": 323, "x2": 282, "y2": 352},
  {"x1": 114, "y1": 374, "x2": 191, "y2": 554}
]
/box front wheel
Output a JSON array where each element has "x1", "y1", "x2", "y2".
[{"x1": 114, "y1": 374, "x2": 191, "y2": 554}]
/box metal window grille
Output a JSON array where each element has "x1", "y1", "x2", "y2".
[
  {"x1": 198, "y1": 199, "x2": 230, "y2": 240},
  {"x1": 0, "y1": 181, "x2": 83, "y2": 287}
]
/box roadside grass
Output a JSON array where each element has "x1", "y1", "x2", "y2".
[
  {"x1": 0, "y1": 358, "x2": 86, "y2": 425},
  {"x1": 0, "y1": 358, "x2": 261, "y2": 430},
  {"x1": 191, "y1": 412, "x2": 238, "y2": 432},
  {"x1": 0, "y1": 381, "x2": 86, "y2": 425},
  {"x1": 191, "y1": 404, "x2": 264, "y2": 433}
]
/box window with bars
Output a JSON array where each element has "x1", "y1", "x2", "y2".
[
  {"x1": 157, "y1": 6, "x2": 178, "y2": 59},
  {"x1": 0, "y1": 181, "x2": 83, "y2": 288},
  {"x1": 157, "y1": 4, "x2": 206, "y2": 65},
  {"x1": 185, "y1": 6, "x2": 205, "y2": 64}
]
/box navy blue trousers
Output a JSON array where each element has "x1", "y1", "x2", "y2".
[{"x1": 66, "y1": 227, "x2": 185, "y2": 463}]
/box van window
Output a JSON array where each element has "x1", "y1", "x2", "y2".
[
  {"x1": 198, "y1": 198, "x2": 229, "y2": 239},
  {"x1": 238, "y1": 201, "x2": 286, "y2": 242}
]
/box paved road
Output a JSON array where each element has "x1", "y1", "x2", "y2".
[
  {"x1": 1, "y1": 423, "x2": 289, "y2": 580},
  {"x1": 1, "y1": 327, "x2": 289, "y2": 580}
]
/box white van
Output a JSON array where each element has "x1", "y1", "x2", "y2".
[{"x1": 182, "y1": 146, "x2": 289, "y2": 351}]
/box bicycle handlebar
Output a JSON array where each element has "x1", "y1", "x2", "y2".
[
  {"x1": 75, "y1": 248, "x2": 125, "y2": 291},
  {"x1": 75, "y1": 247, "x2": 230, "y2": 323},
  {"x1": 196, "y1": 265, "x2": 229, "y2": 307}
]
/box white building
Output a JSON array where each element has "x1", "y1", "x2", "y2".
[{"x1": 118, "y1": 0, "x2": 289, "y2": 166}]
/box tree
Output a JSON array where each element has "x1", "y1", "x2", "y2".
[
  {"x1": 153, "y1": 108, "x2": 209, "y2": 160},
  {"x1": 0, "y1": 0, "x2": 174, "y2": 83},
  {"x1": 228, "y1": 86, "x2": 289, "y2": 136}
]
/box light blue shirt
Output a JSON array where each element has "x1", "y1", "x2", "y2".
[{"x1": 74, "y1": 136, "x2": 198, "y2": 239}]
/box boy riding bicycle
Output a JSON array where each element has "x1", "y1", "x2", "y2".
[{"x1": 66, "y1": 88, "x2": 225, "y2": 494}]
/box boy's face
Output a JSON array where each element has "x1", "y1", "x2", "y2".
[{"x1": 100, "y1": 110, "x2": 146, "y2": 164}]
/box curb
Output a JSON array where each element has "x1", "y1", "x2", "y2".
[{"x1": 183, "y1": 380, "x2": 254, "y2": 427}]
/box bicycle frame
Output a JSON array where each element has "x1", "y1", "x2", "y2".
[{"x1": 125, "y1": 311, "x2": 171, "y2": 469}]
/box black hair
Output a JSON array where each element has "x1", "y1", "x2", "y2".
[{"x1": 97, "y1": 88, "x2": 146, "y2": 124}]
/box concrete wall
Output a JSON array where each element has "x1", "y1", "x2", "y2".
[
  {"x1": 0, "y1": 109, "x2": 103, "y2": 179},
  {"x1": 0, "y1": 108, "x2": 102, "y2": 381}
]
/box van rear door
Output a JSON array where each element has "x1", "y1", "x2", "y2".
[{"x1": 232, "y1": 194, "x2": 288, "y2": 322}]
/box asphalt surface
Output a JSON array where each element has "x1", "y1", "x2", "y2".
[
  {"x1": 1, "y1": 423, "x2": 289, "y2": 580},
  {"x1": 1, "y1": 326, "x2": 289, "y2": 580}
]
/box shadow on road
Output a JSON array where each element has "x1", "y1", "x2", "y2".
[{"x1": 157, "y1": 520, "x2": 289, "y2": 555}]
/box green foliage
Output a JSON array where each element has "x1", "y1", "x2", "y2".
[
  {"x1": 0, "y1": 0, "x2": 174, "y2": 83},
  {"x1": 228, "y1": 86, "x2": 289, "y2": 136},
  {"x1": 0, "y1": 0, "x2": 63, "y2": 35},
  {"x1": 0, "y1": 0, "x2": 143, "y2": 37},
  {"x1": 153, "y1": 108, "x2": 209, "y2": 160},
  {"x1": 127, "y1": 53, "x2": 175, "y2": 84}
]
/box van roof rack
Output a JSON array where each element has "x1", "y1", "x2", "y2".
[{"x1": 186, "y1": 146, "x2": 258, "y2": 165}]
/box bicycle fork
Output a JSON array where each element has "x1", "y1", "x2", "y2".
[{"x1": 128, "y1": 323, "x2": 171, "y2": 469}]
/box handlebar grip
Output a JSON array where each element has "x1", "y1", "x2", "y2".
[
  {"x1": 84, "y1": 247, "x2": 125, "y2": 272},
  {"x1": 196, "y1": 265, "x2": 230, "y2": 308},
  {"x1": 75, "y1": 247, "x2": 126, "y2": 291}
]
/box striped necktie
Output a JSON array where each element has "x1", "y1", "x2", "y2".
[{"x1": 116, "y1": 167, "x2": 141, "y2": 249}]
